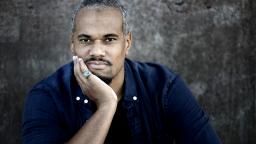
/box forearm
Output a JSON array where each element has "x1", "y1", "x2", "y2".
[{"x1": 67, "y1": 103, "x2": 117, "y2": 144}]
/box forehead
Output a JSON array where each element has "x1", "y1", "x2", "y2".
[{"x1": 74, "y1": 6, "x2": 123, "y2": 35}]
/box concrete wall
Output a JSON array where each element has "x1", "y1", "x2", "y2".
[{"x1": 0, "y1": 0, "x2": 255, "y2": 143}]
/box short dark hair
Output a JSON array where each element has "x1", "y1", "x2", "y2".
[{"x1": 71, "y1": 0, "x2": 129, "y2": 34}]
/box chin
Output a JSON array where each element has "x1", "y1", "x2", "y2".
[
  {"x1": 91, "y1": 72, "x2": 112, "y2": 84},
  {"x1": 96, "y1": 75, "x2": 113, "y2": 84}
]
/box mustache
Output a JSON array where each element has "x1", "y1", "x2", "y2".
[{"x1": 84, "y1": 57, "x2": 112, "y2": 66}]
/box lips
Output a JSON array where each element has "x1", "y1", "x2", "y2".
[{"x1": 86, "y1": 60, "x2": 109, "y2": 70}]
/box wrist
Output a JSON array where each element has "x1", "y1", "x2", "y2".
[
  {"x1": 97, "y1": 99, "x2": 118, "y2": 111},
  {"x1": 96, "y1": 91, "x2": 118, "y2": 109}
]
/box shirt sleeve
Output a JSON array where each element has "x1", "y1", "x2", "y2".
[
  {"x1": 164, "y1": 76, "x2": 221, "y2": 144},
  {"x1": 22, "y1": 86, "x2": 69, "y2": 144}
]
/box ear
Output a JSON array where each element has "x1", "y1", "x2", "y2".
[{"x1": 124, "y1": 32, "x2": 132, "y2": 56}]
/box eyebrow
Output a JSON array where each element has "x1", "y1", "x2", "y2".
[
  {"x1": 77, "y1": 33, "x2": 119, "y2": 38},
  {"x1": 77, "y1": 34, "x2": 91, "y2": 39},
  {"x1": 104, "y1": 34, "x2": 119, "y2": 38}
]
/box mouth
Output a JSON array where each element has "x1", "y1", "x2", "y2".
[{"x1": 86, "y1": 60, "x2": 110, "y2": 70}]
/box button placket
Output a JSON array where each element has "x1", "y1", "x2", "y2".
[
  {"x1": 76, "y1": 96, "x2": 80, "y2": 101},
  {"x1": 75, "y1": 95, "x2": 90, "y2": 104},
  {"x1": 84, "y1": 99, "x2": 89, "y2": 104}
]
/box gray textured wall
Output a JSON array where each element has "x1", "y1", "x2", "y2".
[{"x1": 0, "y1": 0, "x2": 255, "y2": 143}]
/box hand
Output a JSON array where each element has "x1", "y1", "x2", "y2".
[{"x1": 73, "y1": 56, "x2": 118, "y2": 108}]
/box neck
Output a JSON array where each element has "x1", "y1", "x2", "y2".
[{"x1": 109, "y1": 67, "x2": 125, "y2": 102}]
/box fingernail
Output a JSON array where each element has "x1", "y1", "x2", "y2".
[
  {"x1": 72, "y1": 56, "x2": 76, "y2": 61},
  {"x1": 73, "y1": 56, "x2": 78, "y2": 64},
  {"x1": 79, "y1": 58, "x2": 83, "y2": 62}
]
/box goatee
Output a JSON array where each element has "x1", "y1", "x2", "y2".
[{"x1": 97, "y1": 75, "x2": 112, "y2": 85}]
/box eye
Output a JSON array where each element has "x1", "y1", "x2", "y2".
[
  {"x1": 79, "y1": 38, "x2": 91, "y2": 44},
  {"x1": 105, "y1": 38, "x2": 116, "y2": 42}
]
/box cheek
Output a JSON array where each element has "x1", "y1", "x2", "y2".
[
  {"x1": 112, "y1": 49, "x2": 126, "y2": 68},
  {"x1": 110, "y1": 47, "x2": 126, "y2": 61},
  {"x1": 73, "y1": 45, "x2": 89, "y2": 56}
]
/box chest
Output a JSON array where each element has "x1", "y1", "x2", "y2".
[{"x1": 71, "y1": 94, "x2": 174, "y2": 144}]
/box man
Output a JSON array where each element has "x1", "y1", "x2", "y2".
[{"x1": 22, "y1": 0, "x2": 221, "y2": 143}]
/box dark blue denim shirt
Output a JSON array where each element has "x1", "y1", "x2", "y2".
[{"x1": 22, "y1": 59, "x2": 220, "y2": 144}]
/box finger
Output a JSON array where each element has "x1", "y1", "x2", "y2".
[
  {"x1": 73, "y1": 56, "x2": 85, "y2": 85},
  {"x1": 73, "y1": 56, "x2": 90, "y2": 94},
  {"x1": 77, "y1": 58, "x2": 93, "y2": 83},
  {"x1": 78, "y1": 58, "x2": 89, "y2": 74},
  {"x1": 75, "y1": 57, "x2": 91, "y2": 81},
  {"x1": 77, "y1": 58, "x2": 106, "y2": 86}
]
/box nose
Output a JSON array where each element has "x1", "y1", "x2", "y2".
[{"x1": 88, "y1": 41, "x2": 106, "y2": 57}]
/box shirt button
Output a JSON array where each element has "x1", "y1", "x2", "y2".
[
  {"x1": 84, "y1": 99, "x2": 89, "y2": 104},
  {"x1": 133, "y1": 96, "x2": 138, "y2": 101},
  {"x1": 76, "y1": 96, "x2": 80, "y2": 101}
]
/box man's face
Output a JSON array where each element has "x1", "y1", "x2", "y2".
[{"x1": 71, "y1": 7, "x2": 131, "y2": 83}]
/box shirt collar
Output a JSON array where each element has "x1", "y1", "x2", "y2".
[{"x1": 123, "y1": 59, "x2": 138, "y2": 102}]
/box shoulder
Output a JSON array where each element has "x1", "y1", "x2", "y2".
[
  {"x1": 125, "y1": 59, "x2": 177, "y2": 94},
  {"x1": 24, "y1": 61, "x2": 75, "y2": 118},
  {"x1": 31, "y1": 61, "x2": 74, "y2": 93},
  {"x1": 125, "y1": 59, "x2": 177, "y2": 82},
  {"x1": 22, "y1": 62, "x2": 75, "y2": 143}
]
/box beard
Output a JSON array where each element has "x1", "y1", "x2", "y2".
[{"x1": 95, "y1": 74, "x2": 112, "y2": 85}]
